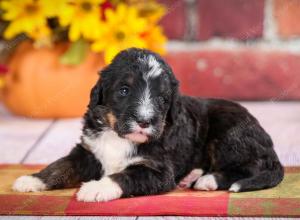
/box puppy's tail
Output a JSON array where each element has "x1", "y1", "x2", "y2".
[{"x1": 229, "y1": 161, "x2": 284, "y2": 192}]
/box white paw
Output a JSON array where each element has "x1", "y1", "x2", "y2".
[
  {"x1": 77, "y1": 177, "x2": 123, "y2": 202},
  {"x1": 12, "y1": 175, "x2": 46, "y2": 192},
  {"x1": 229, "y1": 182, "x2": 241, "y2": 192},
  {"x1": 193, "y1": 174, "x2": 218, "y2": 191}
]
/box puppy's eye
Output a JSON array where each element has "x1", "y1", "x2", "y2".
[{"x1": 119, "y1": 86, "x2": 130, "y2": 96}]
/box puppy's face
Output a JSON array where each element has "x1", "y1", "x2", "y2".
[{"x1": 88, "y1": 48, "x2": 178, "y2": 143}]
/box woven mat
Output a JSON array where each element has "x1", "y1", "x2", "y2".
[{"x1": 0, "y1": 164, "x2": 299, "y2": 217}]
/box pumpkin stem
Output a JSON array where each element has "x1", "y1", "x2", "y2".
[{"x1": 59, "y1": 39, "x2": 89, "y2": 65}]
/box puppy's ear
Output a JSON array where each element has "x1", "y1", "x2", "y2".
[
  {"x1": 88, "y1": 79, "x2": 103, "y2": 108},
  {"x1": 167, "y1": 73, "x2": 180, "y2": 124}
]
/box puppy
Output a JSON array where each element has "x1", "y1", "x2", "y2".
[{"x1": 13, "y1": 48, "x2": 284, "y2": 202}]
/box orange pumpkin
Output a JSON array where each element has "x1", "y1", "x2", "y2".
[{"x1": 2, "y1": 41, "x2": 104, "y2": 118}]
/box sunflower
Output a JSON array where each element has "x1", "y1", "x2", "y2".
[
  {"x1": 92, "y1": 4, "x2": 147, "y2": 64},
  {"x1": 0, "y1": 0, "x2": 52, "y2": 39},
  {"x1": 57, "y1": 0, "x2": 105, "y2": 42}
]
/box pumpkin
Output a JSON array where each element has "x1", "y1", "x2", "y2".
[{"x1": 2, "y1": 41, "x2": 104, "y2": 118}]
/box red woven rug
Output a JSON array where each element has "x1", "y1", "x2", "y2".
[{"x1": 0, "y1": 164, "x2": 299, "y2": 217}]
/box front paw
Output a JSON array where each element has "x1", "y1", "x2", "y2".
[
  {"x1": 12, "y1": 175, "x2": 46, "y2": 192},
  {"x1": 77, "y1": 177, "x2": 123, "y2": 202}
]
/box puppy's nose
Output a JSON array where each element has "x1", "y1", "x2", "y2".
[{"x1": 137, "y1": 120, "x2": 150, "y2": 128}]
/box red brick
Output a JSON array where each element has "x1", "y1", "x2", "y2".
[
  {"x1": 197, "y1": 0, "x2": 264, "y2": 40},
  {"x1": 274, "y1": 0, "x2": 300, "y2": 38},
  {"x1": 164, "y1": 50, "x2": 300, "y2": 100},
  {"x1": 159, "y1": 0, "x2": 186, "y2": 39}
]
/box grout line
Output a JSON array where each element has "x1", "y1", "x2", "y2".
[
  {"x1": 20, "y1": 119, "x2": 57, "y2": 164},
  {"x1": 167, "y1": 39, "x2": 300, "y2": 53},
  {"x1": 264, "y1": 0, "x2": 278, "y2": 41},
  {"x1": 184, "y1": 0, "x2": 198, "y2": 41}
]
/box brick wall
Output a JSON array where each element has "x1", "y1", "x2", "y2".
[{"x1": 159, "y1": 0, "x2": 300, "y2": 100}]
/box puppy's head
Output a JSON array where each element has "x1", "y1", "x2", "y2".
[{"x1": 87, "y1": 48, "x2": 179, "y2": 143}]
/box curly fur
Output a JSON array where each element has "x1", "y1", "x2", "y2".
[{"x1": 13, "y1": 48, "x2": 284, "y2": 201}]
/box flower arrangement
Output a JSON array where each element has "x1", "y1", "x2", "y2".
[
  {"x1": 0, "y1": 0, "x2": 167, "y2": 65},
  {"x1": 0, "y1": 0, "x2": 167, "y2": 118}
]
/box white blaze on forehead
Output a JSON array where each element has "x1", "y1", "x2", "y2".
[
  {"x1": 138, "y1": 55, "x2": 162, "y2": 79},
  {"x1": 136, "y1": 54, "x2": 162, "y2": 120},
  {"x1": 138, "y1": 85, "x2": 154, "y2": 120},
  {"x1": 146, "y1": 55, "x2": 162, "y2": 78}
]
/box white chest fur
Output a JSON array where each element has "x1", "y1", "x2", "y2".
[{"x1": 82, "y1": 129, "x2": 140, "y2": 176}]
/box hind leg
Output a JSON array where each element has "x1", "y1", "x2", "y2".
[
  {"x1": 193, "y1": 171, "x2": 248, "y2": 191},
  {"x1": 195, "y1": 133, "x2": 267, "y2": 191},
  {"x1": 193, "y1": 174, "x2": 218, "y2": 191}
]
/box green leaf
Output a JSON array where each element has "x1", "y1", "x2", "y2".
[{"x1": 59, "y1": 39, "x2": 88, "y2": 65}]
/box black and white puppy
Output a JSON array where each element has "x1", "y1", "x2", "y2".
[{"x1": 13, "y1": 48, "x2": 284, "y2": 202}]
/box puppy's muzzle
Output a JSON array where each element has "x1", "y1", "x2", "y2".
[
  {"x1": 124, "y1": 118, "x2": 154, "y2": 143},
  {"x1": 136, "y1": 119, "x2": 150, "y2": 129}
]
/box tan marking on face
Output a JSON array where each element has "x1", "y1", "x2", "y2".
[{"x1": 106, "y1": 112, "x2": 117, "y2": 128}]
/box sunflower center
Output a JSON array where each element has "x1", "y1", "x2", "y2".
[
  {"x1": 115, "y1": 31, "x2": 125, "y2": 41},
  {"x1": 25, "y1": 3, "x2": 39, "y2": 14},
  {"x1": 81, "y1": 2, "x2": 92, "y2": 11}
]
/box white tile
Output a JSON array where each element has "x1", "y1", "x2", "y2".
[
  {"x1": 0, "y1": 105, "x2": 53, "y2": 163},
  {"x1": 23, "y1": 118, "x2": 83, "y2": 164}
]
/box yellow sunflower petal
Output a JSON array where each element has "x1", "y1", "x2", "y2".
[
  {"x1": 91, "y1": 39, "x2": 107, "y2": 52},
  {"x1": 3, "y1": 21, "x2": 22, "y2": 39},
  {"x1": 58, "y1": 6, "x2": 75, "y2": 26},
  {"x1": 91, "y1": 0, "x2": 105, "y2": 4},
  {"x1": 40, "y1": 0, "x2": 69, "y2": 17},
  {"x1": 116, "y1": 4, "x2": 127, "y2": 19},
  {"x1": 69, "y1": 21, "x2": 81, "y2": 42},
  {"x1": 104, "y1": 45, "x2": 120, "y2": 64}
]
